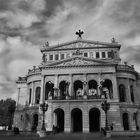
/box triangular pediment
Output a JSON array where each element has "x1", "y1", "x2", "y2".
[
  {"x1": 45, "y1": 56, "x2": 115, "y2": 67},
  {"x1": 41, "y1": 39, "x2": 120, "y2": 52}
]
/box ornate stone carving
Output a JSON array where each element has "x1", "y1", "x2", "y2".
[
  {"x1": 53, "y1": 42, "x2": 105, "y2": 50},
  {"x1": 57, "y1": 58, "x2": 102, "y2": 66}
]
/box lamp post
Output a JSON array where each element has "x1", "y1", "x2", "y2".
[
  {"x1": 101, "y1": 100, "x2": 110, "y2": 131},
  {"x1": 40, "y1": 102, "x2": 48, "y2": 131}
]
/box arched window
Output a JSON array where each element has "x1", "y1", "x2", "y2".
[
  {"x1": 29, "y1": 88, "x2": 32, "y2": 104},
  {"x1": 35, "y1": 87, "x2": 41, "y2": 104},
  {"x1": 74, "y1": 80, "x2": 83, "y2": 99},
  {"x1": 88, "y1": 80, "x2": 98, "y2": 96},
  {"x1": 119, "y1": 84, "x2": 126, "y2": 102},
  {"x1": 59, "y1": 81, "x2": 67, "y2": 99},
  {"x1": 130, "y1": 85, "x2": 134, "y2": 103},
  {"x1": 45, "y1": 81, "x2": 54, "y2": 100},
  {"x1": 122, "y1": 113, "x2": 129, "y2": 130},
  {"x1": 102, "y1": 79, "x2": 113, "y2": 99}
]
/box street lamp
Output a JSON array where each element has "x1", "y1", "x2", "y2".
[
  {"x1": 40, "y1": 102, "x2": 48, "y2": 131},
  {"x1": 101, "y1": 100, "x2": 110, "y2": 131}
]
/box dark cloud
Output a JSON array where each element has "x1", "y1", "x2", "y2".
[
  {"x1": 0, "y1": 0, "x2": 13, "y2": 11},
  {"x1": 0, "y1": 0, "x2": 140, "y2": 99},
  {"x1": 43, "y1": 0, "x2": 64, "y2": 17}
]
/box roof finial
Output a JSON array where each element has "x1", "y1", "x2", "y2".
[
  {"x1": 111, "y1": 37, "x2": 116, "y2": 43},
  {"x1": 75, "y1": 30, "x2": 84, "y2": 39}
]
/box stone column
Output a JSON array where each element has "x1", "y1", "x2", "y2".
[
  {"x1": 112, "y1": 73, "x2": 119, "y2": 101},
  {"x1": 126, "y1": 79, "x2": 131, "y2": 103},
  {"x1": 133, "y1": 81, "x2": 136, "y2": 103},
  {"x1": 83, "y1": 74, "x2": 88, "y2": 98},
  {"x1": 31, "y1": 82, "x2": 34, "y2": 105},
  {"x1": 97, "y1": 73, "x2": 102, "y2": 97},
  {"x1": 69, "y1": 74, "x2": 73, "y2": 97},
  {"x1": 16, "y1": 88, "x2": 20, "y2": 106},
  {"x1": 83, "y1": 81, "x2": 87, "y2": 99},
  {"x1": 66, "y1": 82, "x2": 70, "y2": 99},
  {"x1": 40, "y1": 75, "x2": 45, "y2": 104},
  {"x1": 54, "y1": 74, "x2": 60, "y2": 97}
]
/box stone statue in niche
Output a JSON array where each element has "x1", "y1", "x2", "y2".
[
  {"x1": 76, "y1": 88, "x2": 83, "y2": 97},
  {"x1": 98, "y1": 79, "x2": 110, "y2": 99},
  {"x1": 89, "y1": 88, "x2": 97, "y2": 96}
]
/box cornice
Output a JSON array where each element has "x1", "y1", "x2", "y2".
[
  {"x1": 116, "y1": 65, "x2": 138, "y2": 78},
  {"x1": 41, "y1": 63, "x2": 117, "y2": 70},
  {"x1": 41, "y1": 39, "x2": 121, "y2": 52}
]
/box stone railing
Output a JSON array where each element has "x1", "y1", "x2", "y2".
[
  {"x1": 49, "y1": 94, "x2": 103, "y2": 100},
  {"x1": 16, "y1": 76, "x2": 27, "y2": 83},
  {"x1": 117, "y1": 64, "x2": 135, "y2": 72},
  {"x1": 27, "y1": 67, "x2": 41, "y2": 76}
]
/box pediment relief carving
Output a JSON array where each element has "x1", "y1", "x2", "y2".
[
  {"x1": 53, "y1": 42, "x2": 105, "y2": 50},
  {"x1": 53, "y1": 58, "x2": 105, "y2": 66}
]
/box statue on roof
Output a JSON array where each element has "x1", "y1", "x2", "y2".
[
  {"x1": 75, "y1": 30, "x2": 84, "y2": 39},
  {"x1": 111, "y1": 37, "x2": 116, "y2": 43},
  {"x1": 43, "y1": 41, "x2": 49, "y2": 48}
]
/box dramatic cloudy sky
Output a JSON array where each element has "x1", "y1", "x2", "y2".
[{"x1": 0, "y1": 0, "x2": 140, "y2": 100}]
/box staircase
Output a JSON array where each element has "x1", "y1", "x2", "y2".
[{"x1": 45, "y1": 132, "x2": 102, "y2": 140}]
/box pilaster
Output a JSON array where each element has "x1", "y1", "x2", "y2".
[
  {"x1": 31, "y1": 82, "x2": 34, "y2": 105},
  {"x1": 46, "y1": 102, "x2": 53, "y2": 131},
  {"x1": 83, "y1": 103, "x2": 89, "y2": 132},
  {"x1": 40, "y1": 75, "x2": 45, "y2": 104},
  {"x1": 64, "y1": 104, "x2": 71, "y2": 132}
]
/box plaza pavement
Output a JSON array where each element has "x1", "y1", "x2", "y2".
[{"x1": 0, "y1": 133, "x2": 140, "y2": 140}]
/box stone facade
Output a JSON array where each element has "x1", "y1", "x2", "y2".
[{"x1": 13, "y1": 36, "x2": 140, "y2": 133}]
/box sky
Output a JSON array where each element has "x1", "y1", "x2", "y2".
[{"x1": 0, "y1": 0, "x2": 140, "y2": 100}]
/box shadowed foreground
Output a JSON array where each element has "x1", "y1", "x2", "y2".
[{"x1": 0, "y1": 133, "x2": 140, "y2": 140}]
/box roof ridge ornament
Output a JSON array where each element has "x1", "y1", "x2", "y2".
[
  {"x1": 111, "y1": 37, "x2": 118, "y2": 44},
  {"x1": 75, "y1": 30, "x2": 84, "y2": 39}
]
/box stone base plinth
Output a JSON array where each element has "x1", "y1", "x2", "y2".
[
  {"x1": 106, "y1": 131, "x2": 111, "y2": 138},
  {"x1": 37, "y1": 130, "x2": 47, "y2": 137}
]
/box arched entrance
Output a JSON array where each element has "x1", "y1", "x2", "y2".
[
  {"x1": 89, "y1": 108, "x2": 100, "y2": 132},
  {"x1": 74, "y1": 80, "x2": 83, "y2": 99},
  {"x1": 71, "y1": 108, "x2": 82, "y2": 132},
  {"x1": 59, "y1": 81, "x2": 67, "y2": 99},
  {"x1": 122, "y1": 113, "x2": 129, "y2": 130},
  {"x1": 54, "y1": 108, "x2": 64, "y2": 132},
  {"x1": 31, "y1": 114, "x2": 38, "y2": 131}
]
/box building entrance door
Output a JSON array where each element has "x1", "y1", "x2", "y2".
[
  {"x1": 122, "y1": 113, "x2": 129, "y2": 130},
  {"x1": 89, "y1": 108, "x2": 100, "y2": 132},
  {"x1": 32, "y1": 114, "x2": 38, "y2": 131},
  {"x1": 54, "y1": 108, "x2": 64, "y2": 132},
  {"x1": 71, "y1": 108, "x2": 82, "y2": 132}
]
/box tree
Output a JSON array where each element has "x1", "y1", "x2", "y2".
[{"x1": 0, "y1": 98, "x2": 16, "y2": 130}]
